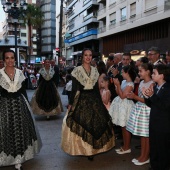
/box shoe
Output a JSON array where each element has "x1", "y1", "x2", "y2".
[
  {"x1": 115, "y1": 147, "x2": 122, "y2": 152},
  {"x1": 134, "y1": 159, "x2": 150, "y2": 165},
  {"x1": 15, "y1": 165, "x2": 23, "y2": 170},
  {"x1": 87, "y1": 156, "x2": 94, "y2": 161},
  {"x1": 116, "y1": 148, "x2": 131, "y2": 154},
  {"x1": 132, "y1": 158, "x2": 138, "y2": 163}
]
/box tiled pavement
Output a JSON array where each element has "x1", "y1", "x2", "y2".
[{"x1": 0, "y1": 87, "x2": 149, "y2": 170}]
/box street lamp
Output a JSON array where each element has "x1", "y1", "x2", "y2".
[{"x1": 1, "y1": 0, "x2": 27, "y2": 67}]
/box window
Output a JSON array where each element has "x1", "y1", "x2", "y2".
[
  {"x1": 121, "y1": 7, "x2": 126, "y2": 21},
  {"x1": 110, "y1": 12, "x2": 116, "y2": 24},
  {"x1": 109, "y1": 0, "x2": 116, "y2": 5},
  {"x1": 21, "y1": 33, "x2": 26, "y2": 37},
  {"x1": 130, "y1": 2, "x2": 136, "y2": 17},
  {"x1": 145, "y1": 0, "x2": 157, "y2": 10}
]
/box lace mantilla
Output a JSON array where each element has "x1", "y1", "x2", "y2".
[
  {"x1": 71, "y1": 66, "x2": 99, "y2": 90},
  {"x1": 0, "y1": 68, "x2": 25, "y2": 92},
  {"x1": 39, "y1": 67, "x2": 54, "y2": 81}
]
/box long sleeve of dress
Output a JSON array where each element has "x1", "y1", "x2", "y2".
[
  {"x1": 69, "y1": 76, "x2": 79, "y2": 105},
  {"x1": 20, "y1": 81, "x2": 29, "y2": 101}
]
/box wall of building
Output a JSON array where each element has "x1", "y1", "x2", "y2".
[{"x1": 97, "y1": 0, "x2": 170, "y2": 56}]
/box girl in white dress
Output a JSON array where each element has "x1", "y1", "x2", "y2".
[
  {"x1": 109, "y1": 65, "x2": 136, "y2": 154},
  {"x1": 126, "y1": 63, "x2": 154, "y2": 165}
]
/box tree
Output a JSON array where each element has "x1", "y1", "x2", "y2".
[{"x1": 20, "y1": 4, "x2": 44, "y2": 61}]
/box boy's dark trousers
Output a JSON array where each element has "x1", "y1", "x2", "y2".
[{"x1": 150, "y1": 129, "x2": 170, "y2": 170}]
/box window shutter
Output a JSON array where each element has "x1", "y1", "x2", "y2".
[
  {"x1": 130, "y1": 2, "x2": 136, "y2": 16},
  {"x1": 145, "y1": 0, "x2": 157, "y2": 10},
  {"x1": 110, "y1": 12, "x2": 116, "y2": 21}
]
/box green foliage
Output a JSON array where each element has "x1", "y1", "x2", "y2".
[{"x1": 20, "y1": 4, "x2": 44, "y2": 28}]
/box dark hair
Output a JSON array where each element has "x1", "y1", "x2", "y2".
[
  {"x1": 123, "y1": 52, "x2": 131, "y2": 58},
  {"x1": 148, "y1": 46, "x2": 160, "y2": 54},
  {"x1": 122, "y1": 65, "x2": 136, "y2": 82},
  {"x1": 140, "y1": 63, "x2": 153, "y2": 77},
  {"x1": 108, "y1": 55, "x2": 114, "y2": 61},
  {"x1": 66, "y1": 74, "x2": 72, "y2": 81},
  {"x1": 153, "y1": 64, "x2": 169, "y2": 81},
  {"x1": 140, "y1": 56, "x2": 149, "y2": 63},
  {"x1": 2, "y1": 49, "x2": 16, "y2": 61},
  {"x1": 97, "y1": 60, "x2": 107, "y2": 75},
  {"x1": 82, "y1": 48, "x2": 93, "y2": 56},
  {"x1": 103, "y1": 76, "x2": 111, "y2": 86}
]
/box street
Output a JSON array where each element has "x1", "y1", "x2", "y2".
[{"x1": 0, "y1": 87, "x2": 149, "y2": 170}]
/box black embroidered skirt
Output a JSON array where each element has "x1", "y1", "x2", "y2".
[{"x1": 0, "y1": 94, "x2": 41, "y2": 166}]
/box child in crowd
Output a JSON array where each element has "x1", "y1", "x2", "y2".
[
  {"x1": 126, "y1": 63, "x2": 154, "y2": 166},
  {"x1": 142, "y1": 64, "x2": 170, "y2": 170},
  {"x1": 109, "y1": 65, "x2": 136, "y2": 154},
  {"x1": 100, "y1": 76, "x2": 111, "y2": 110}
]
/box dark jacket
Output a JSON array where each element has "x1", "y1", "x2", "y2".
[{"x1": 144, "y1": 83, "x2": 170, "y2": 133}]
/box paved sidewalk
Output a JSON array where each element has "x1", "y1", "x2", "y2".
[{"x1": 0, "y1": 87, "x2": 150, "y2": 170}]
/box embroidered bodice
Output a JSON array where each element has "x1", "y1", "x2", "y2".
[
  {"x1": 39, "y1": 67, "x2": 55, "y2": 81},
  {"x1": 0, "y1": 68, "x2": 25, "y2": 93},
  {"x1": 71, "y1": 66, "x2": 99, "y2": 90}
]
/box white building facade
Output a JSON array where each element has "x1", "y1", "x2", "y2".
[{"x1": 97, "y1": 0, "x2": 170, "y2": 56}]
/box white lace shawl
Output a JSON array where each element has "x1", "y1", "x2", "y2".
[
  {"x1": 71, "y1": 66, "x2": 99, "y2": 90},
  {"x1": 39, "y1": 67, "x2": 55, "y2": 81},
  {"x1": 0, "y1": 68, "x2": 25, "y2": 92}
]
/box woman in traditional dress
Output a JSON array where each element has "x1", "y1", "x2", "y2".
[
  {"x1": 31, "y1": 59, "x2": 63, "y2": 118},
  {"x1": 61, "y1": 48, "x2": 115, "y2": 160},
  {"x1": 0, "y1": 49, "x2": 42, "y2": 170}
]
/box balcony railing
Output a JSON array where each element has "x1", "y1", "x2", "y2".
[
  {"x1": 83, "y1": 12, "x2": 97, "y2": 21},
  {"x1": 68, "y1": 0, "x2": 74, "y2": 6},
  {"x1": 83, "y1": 0, "x2": 91, "y2": 6},
  {"x1": 68, "y1": 23, "x2": 75, "y2": 31},
  {"x1": 98, "y1": 25, "x2": 106, "y2": 33},
  {"x1": 97, "y1": 7, "x2": 106, "y2": 16}
]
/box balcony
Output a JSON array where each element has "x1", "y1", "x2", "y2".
[
  {"x1": 68, "y1": 23, "x2": 75, "y2": 31},
  {"x1": 83, "y1": 12, "x2": 97, "y2": 22},
  {"x1": 97, "y1": 7, "x2": 106, "y2": 16},
  {"x1": 68, "y1": 0, "x2": 74, "y2": 6},
  {"x1": 98, "y1": 25, "x2": 106, "y2": 33},
  {"x1": 65, "y1": 28, "x2": 97, "y2": 43},
  {"x1": 83, "y1": 0, "x2": 91, "y2": 6}
]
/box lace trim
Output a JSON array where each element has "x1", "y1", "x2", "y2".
[
  {"x1": 0, "y1": 140, "x2": 40, "y2": 166},
  {"x1": 71, "y1": 66, "x2": 99, "y2": 90},
  {"x1": 0, "y1": 68, "x2": 25, "y2": 92},
  {"x1": 39, "y1": 67, "x2": 54, "y2": 81},
  {"x1": 66, "y1": 113, "x2": 113, "y2": 149}
]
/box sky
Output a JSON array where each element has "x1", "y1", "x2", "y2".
[{"x1": 0, "y1": 4, "x2": 6, "y2": 32}]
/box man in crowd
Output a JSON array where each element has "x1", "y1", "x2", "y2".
[{"x1": 148, "y1": 46, "x2": 163, "y2": 65}]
